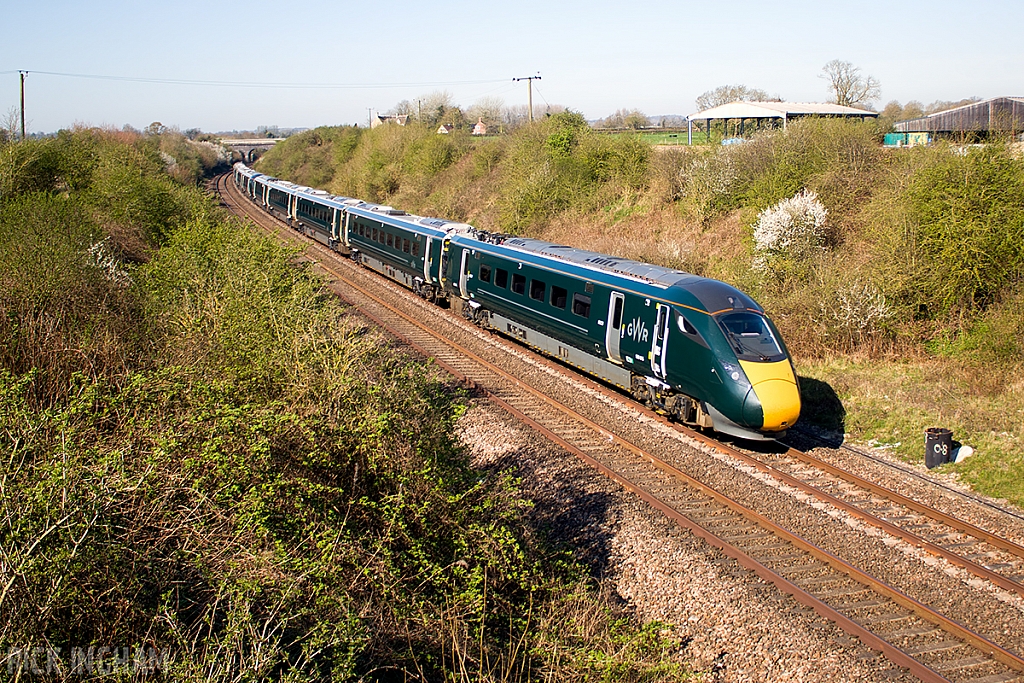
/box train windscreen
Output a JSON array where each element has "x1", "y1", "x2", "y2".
[{"x1": 716, "y1": 312, "x2": 785, "y2": 362}]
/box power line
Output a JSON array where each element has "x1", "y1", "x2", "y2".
[{"x1": 17, "y1": 70, "x2": 507, "y2": 90}]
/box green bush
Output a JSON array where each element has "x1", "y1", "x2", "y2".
[
  {"x1": 903, "y1": 143, "x2": 1024, "y2": 314},
  {"x1": 257, "y1": 126, "x2": 363, "y2": 190},
  {"x1": 861, "y1": 141, "x2": 1024, "y2": 345},
  {"x1": 676, "y1": 118, "x2": 880, "y2": 227},
  {"x1": 498, "y1": 111, "x2": 650, "y2": 232}
]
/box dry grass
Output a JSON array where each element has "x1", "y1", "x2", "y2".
[{"x1": 799, "y1": 355, "x2": 1024, "y2": 507}]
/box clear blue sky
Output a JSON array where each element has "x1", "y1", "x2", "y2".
[{"x1": 3, "y1": 0, "x2": 1022, "y2": 134}]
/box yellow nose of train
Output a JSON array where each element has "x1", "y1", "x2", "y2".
[{"x1": 739, "y1": 360, "x2": 801, "y2": 432}]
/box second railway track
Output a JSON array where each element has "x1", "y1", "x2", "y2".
[{"x1": 215, "y1": 172, "x2": 1024, "y2": 683}]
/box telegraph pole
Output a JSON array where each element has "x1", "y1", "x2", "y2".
[
  {"x1": 513, "y1": 75, "x2": 541, "y2": 123},
  {"x1": 19, "y1": 71, "x2": 27, "y2": 140}
]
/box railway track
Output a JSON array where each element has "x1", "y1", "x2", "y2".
[{"x1": 214, "y1": 173, "x2": 1024, "y2": 683}]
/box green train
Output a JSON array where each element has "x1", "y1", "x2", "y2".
[{"x1": 236, "y1": 163, "x2": 800, "y2": 441}]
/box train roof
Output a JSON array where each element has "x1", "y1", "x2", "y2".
[
  {"x1": 499, "y1": 237, "x2": 694, "y2": 287},
  {"x1": 235, "y1": 164, "x2": 762, "y2": 315},
  {"x1": 469, "y1": 235, "x2": 761, "y2": 314},
  {"x1": 293, "y1": 186, "x2": 363, "y2": 209},
  {"x1": 234, "y1": 163, "x2": 262, "y2": 178},
  {"x1": 347, "y1": 204, "x2": 477, "y2": 237}
]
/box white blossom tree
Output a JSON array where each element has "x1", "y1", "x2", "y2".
[{"x1": 753, "y1": 189, "x2": 829, "y2": 271}]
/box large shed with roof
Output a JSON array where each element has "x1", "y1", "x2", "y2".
[
  {"x1": 686, "y1": 101, "x2": 878, "y2": 144},
  {"x1": 894, "y1": 97, "x2": 1024, "y2": 139}
]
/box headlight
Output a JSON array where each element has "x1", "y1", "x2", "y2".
[{"x1": 720, "y1": 362, "x2": 750, "y2": 387}]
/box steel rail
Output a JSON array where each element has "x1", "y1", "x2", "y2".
[
  {"x1": 787, "y1": 443, "x2": 1024, "y2": 558},
  {"x1": 666, "y1": 426, "x2": 1024, "y2": 598},
  {"x1": 217, "y1": 173, "x2": 1024, "y2": 681}
]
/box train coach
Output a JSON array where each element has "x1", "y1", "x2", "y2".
[{"x1": 232, "y1": 163, "x2": 801, "y2": 441}]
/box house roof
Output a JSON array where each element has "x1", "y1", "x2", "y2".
[{"x1": 688, "y1": 101, "x2": 878, "y2": 121}]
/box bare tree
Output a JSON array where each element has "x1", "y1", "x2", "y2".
[
  {"x1": 695, "y1": 85, "x2": 773, "y2": 112},
  {"x1": 390, "y1": 100, "x2": 416, "y2": 117},
  {"x1": 595, "y1": 108, "x2": 649, "y2": 129},
  {"x1": 466, "y1": 96, "x2": 505, "y2": 127},
  {"x1": 2, "y1": 107, "x2": 19, "y2": 140},
  {"x1": 925, "y1": 97, "x2": 981, "y2": 115},
  {"x1": 417, "y1": 90, "x2": 459, "y2": 126},
  {"x1": 820, "y1": 60, "x2": 880, "y2": 108}
]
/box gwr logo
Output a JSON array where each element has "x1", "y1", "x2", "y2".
[{"x1": 624, "y1": 317, "x2": 649, "y2": 343}]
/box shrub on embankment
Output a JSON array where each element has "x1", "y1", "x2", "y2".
[{"x1": 1, "y1": 129, "x2": 690, "y2": 681}]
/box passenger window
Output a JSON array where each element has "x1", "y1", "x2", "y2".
[
  {"x1": 572, "y1": 293, "x2": 591, "y2": 318},
  {"x1": 412, "y1": 241, "x2": 420, "y2": 257},
  {"x1": 403, "y1": 239, "x2": 410, "y2": 253},
  {"x1": 495, "y1": 268, "x2": 509, "y2": 288},
  {"x1": 479, "y1": 264, "x2": 492, "y2": 283},
  {"x1": 372, "y1": 227, "x2": 378, "y2": 241},
  {"x1": 550, "y1": 285, "x2": 567, "y2": 309},
  {"x1": 511, "y1": 273, "x2": 526, "y2": 295},
  {"x1": 530, "y1": 279, "x2": 545, "y2": 301},
  {"x1": 387, "y1": 233, "x2": 394, "y2": 248}
]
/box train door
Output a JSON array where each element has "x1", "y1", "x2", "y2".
[
  {"x1": 423, "y1": 237, "x2": 433, "y2": 282},
  {"x1": 605, "y1": 291, "x2": 625, "y2": 363},
  {"x1": 457, "y1": 250, "x2": 470, "y2": 297},
  {"x1": 650, "y1": 303, "x2": 671, "y2": 379},
  {"x1": 439, "y1": 238, "x2": 451, "y2": 291}
]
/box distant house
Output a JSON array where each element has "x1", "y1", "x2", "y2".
[
  {"x1": 372, "y1": 114, "x2": 408, "y2": 128},
  {"x1": 436, "y1": 124, "x2": 455, "y2": 134},
  {"x1": 472, "y1": 118, "x2": 488, "y2": 136},
  {"x1": 894, "y1": 97, "x2": 1024, "y2": 140}
]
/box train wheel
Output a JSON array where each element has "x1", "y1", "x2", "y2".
[{"x1": 630, "y1": 375, "x2": 652, "y2": 406}]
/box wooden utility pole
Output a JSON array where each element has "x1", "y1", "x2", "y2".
[
  {"x1": 19, "y1": 71, "x2": 27, "y2": 140},
  {"x1": 513, "y1": 75, "x2": 541, "y2": 123}
]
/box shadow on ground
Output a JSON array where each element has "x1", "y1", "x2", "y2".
[
  {"x1": 482, "y1": 439, "x2": 619, "y2": 580},
  {"x1": 793, "y1": 376, "x2": 846, "y2": 448}
]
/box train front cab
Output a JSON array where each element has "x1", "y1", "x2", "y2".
[
  {"x1": 661, "y1": 307, "x2": 800, "y2": 441},
  {"x1": 713, "y1": 310, "x2": 800, "y2": 434}
]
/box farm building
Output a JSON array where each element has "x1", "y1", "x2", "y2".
[
  {"x1": 894, "y1": 97, "x2": 1024, "y2": 140},
  {"x1": 686, "y1": 101, "x2": 878, "y2": 144}
]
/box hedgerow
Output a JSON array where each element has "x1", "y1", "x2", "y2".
[{"x1": 1, "y1": 129, "x2": 692, "y2": 681}]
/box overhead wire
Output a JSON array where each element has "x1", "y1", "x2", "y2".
[{"x1": 16, "y1": 70, "x2": 508, "y2": 90}]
